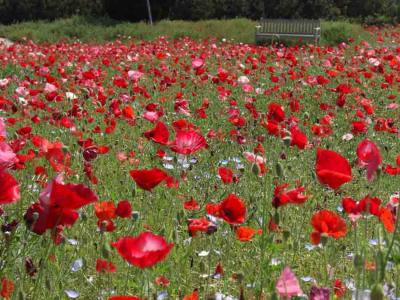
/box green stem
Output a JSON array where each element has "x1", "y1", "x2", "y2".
[
  {"x1": 383, "y1": 209, "x2": 400, "y2": 279},
  {"x1": 258, "y1": 176, "x2": 269, "y2": 297}
]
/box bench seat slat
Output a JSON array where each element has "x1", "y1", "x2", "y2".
[{"x1": 256, "y1": 18, "x2": 320, "y2": 43}]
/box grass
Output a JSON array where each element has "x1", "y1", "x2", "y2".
[{"x1": 0, "y1": 15, "x2": 371, "y2": 45}]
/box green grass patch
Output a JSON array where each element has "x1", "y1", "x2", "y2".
[{"x1": 0, "y1": 15, "x2": 371, "y2": 45}]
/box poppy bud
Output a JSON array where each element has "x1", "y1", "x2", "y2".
[
  {"x1": 101, "y1": 243, "x2": 112, "y2": 259},
  {"x1": 376, "y1": 167, "x2": 381, "y2": 180},
  {"x1": 275, "y1": 162, "x2": 284, "y2": 178},
  {"x1": 354, "y1": 253, "x2": 364, "y2": 270},
  {"x1": 3, "y1": 231, "x2": 11, "y2": 242},
  {"x1": 234, "y1": 272, "x2": 244, "y2": 283},
  {"x1": 274, "y1": 211, "x2": 280, "y2": 225},
  {"x1": 207, "y1": 224, "x2": 217, "y2": 234},
  {"x1": 25, "y1": 257, "x2": 37, "y2": 277},
  {"x1": 100, "y1": 220, "x2": 108, "y2": 232},
  {"x1": 293, "y1": 240, "x2": 300, "y2": 251},
  {"x1": 376, "y1": 249, "x2": 385, "y2": 281},
  {"x1": 17, "y1": 289, "x2": 26, "y2": 300},
  {"x1": 83, "y1": 146, "x2": 98, "y2": 162},
  {"x1": 199, "y1": 261, "x2": 206, "y2": 273},
  {"x1": 283, "y1": 230, "x2": 290, "y2": 241},
  {"x1": 304, "y1": 112, "x2": 310, "y2": 119},
  {"x1": 32, "y1": 212, "x2": 40, "y2": 222},
  {"x1": 320, "y1": 234, "x2": 328, "y2": 246},
  {"x1": 270, "y1": 292, "x2": 279, "y2": 300},
  {"x1": 45, "y1": 278, "x2": 52, "y2": 290},
  {"x1": 250, "y1": 163, "x2": 259, "y2": 176},
  {"x1": 173, "y1": 228, "x2": 179, "y2": 243},
  {"x1": 132, "y1": 211, "x2": 140, "y2": 221},
  {"x1": 132, "y1": 186, "x2": 136, "y2": 198},
  {"x1": 282, "y1": 136, "x2": 291, "y2": 147},
  {"x1": 177, "y1": 211, "x2": 184, "y2": 224},
  {"x1": 80, "y1": 212, "x2": 88, "y2": 222},
  {"x1": 370, "y1": 283, "x2": 384, "y2": 300}
]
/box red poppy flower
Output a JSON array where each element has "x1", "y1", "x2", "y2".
[
  {"x1": 96, "y1": 259, "x2": 116, "y2": 273},
  {"x1": 315, "y1": 148, "x2": 352, "y2": 189},
  {"x1": 342, "y1": 197, "x2": 367, "y2": 221},
  {"x1": 290, "y1": 127, "x2": 308, "y2": 150},
  {"x1": 183, "y1": 290, "x2": 199, "y2": 300},
  {"x1": 143, "y1": 122, "x2": 170, "y2": 145},
  {"x1": 183, "y1": 198, "x2": 200, "y2": 210},
  {"x1": 47, "y1": 180, "x2": 97, "y2": 209},
  {"x1": 214, "y1": 262, "x2": 224, "y2": 276},
  {"x1": 262, "y1": 120, "x2": 281, "y2": 136},
  {"x1": 385, "y1": 154, "x2": 400, "y2": 175},
  {"x1": 97, "y1": 219, "x2": 116, "y2": 232},
  {"x1": 235, "y1": 226, "x2": 262, "y2": 241},
  {"x1": 379, "y1": 207, "x2": 395, "y2": 233},
  {"x1": 352, "y1": 121, "x2": 368, "y2": 134},
  {"x1": 335, "y1": 83, "x2": 352, "y2": 94},
  {"x1": 122, "y1": 106, "x2": 135, "y2": 119},
  {"x1": 205, "y1": 203, "x2": 220, "y2": 216},
  {"x1": 384, "y1": 165, "x2": 400, "y2": 175},
  {"x1": 366, "y1": 195, "x2": 382, "y2": 216},
  {"x1": 94, "y1": 201, "x2": 116, "y2": 221},
  {"x1": 129, "y1": 168, "x2": 167, "y2": 191},
  {"x1": 273, "y1": 183, "x2": 308, "y2": 208},
  {"x1": 267, "y1": 103, "x2": 285, "y2": 123},
  {"x1": 334, "y1": 279, "x2": 346, "y2": 298},
  {"x1": 24, "y1": 176, "x2": 97, "y2": 235},
  {"x1": 155, "y1": 275, "x2": 170, "y2": 286},
  {"x1": 218, "y1": 194, "x2": 246, "y2": 225},
  {"x1": 0, "y1": 171, "x2": 20, "y2": 205},
  {"x1": 310, "y1": 210, "x2": 347, "y2": 245},
  {"x1": 112, "y1": 232, "x2": 173, "y2": 268},
  {"x1": 164, "y1": 176, "x2": 179, "y2": 188},
  {"x1": 356, "y1": 139, "x2": 382, "y2": 181},
  {"x1": 115, "y1": 200, "x2": 132, "y2": 218},
  {"x1": 188, "y1": 217, "x2": 213, "y2": 236},
  {"x1": 0, "y1": 278, "x2": 13, "y2": 299},
  {"x1": 218, "y1": 167, "x2": 234, "y2": 184},
  {"x1": 170, "y1": 129, "x2": 207, "y2": 155}
]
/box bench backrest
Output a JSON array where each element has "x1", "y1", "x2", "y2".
[{"x1": 258, "y1": 19, "x2": 320, "y2": 35}]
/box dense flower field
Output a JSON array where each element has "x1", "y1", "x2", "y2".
[{"x1": 0, "y1": 26, "x2": 399, "y2": 300}]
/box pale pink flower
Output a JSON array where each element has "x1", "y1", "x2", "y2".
[
  {"x1": 128, "y1": 70, "x2": 144, "y2": 81},
  {"x1": 0, "y1": 142, "x2": 17, "y2": 170},
  {"x1": 192, "y1": 58, "x2": 204, "y2": 69},
  {"x1": 276, "y1": 267, "x2": 303, "y2": 298}
]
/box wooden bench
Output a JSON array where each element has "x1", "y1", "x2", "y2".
[{"x1": 255, "y1": 19, "x2": 321, "y2": 44}]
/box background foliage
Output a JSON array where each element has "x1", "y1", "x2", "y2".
[{"x1": 0, "y1": 0, "x2": 399, "y2": 25}]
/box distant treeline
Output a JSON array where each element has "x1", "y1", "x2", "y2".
[{"x1": 0, "y1": 0, "x2": 399, "y2": 25}]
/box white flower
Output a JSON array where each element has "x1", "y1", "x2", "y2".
[
  {"x1": 66, "y1": 92, "x2": 77, "y2": 100},
  {"x1": 342, "y1": 133, "x2": 354, "y2": 141},
  {"x1": 198, "y1": 250, "x2": 210, "y2": 257},
  {"x1": 237, "y1": 75, "x2": 250, "y2": 85}
]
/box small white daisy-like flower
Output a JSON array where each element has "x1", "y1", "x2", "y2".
[{"x1": 198, "y1": 250, "x2": 210, "y2": 257}]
